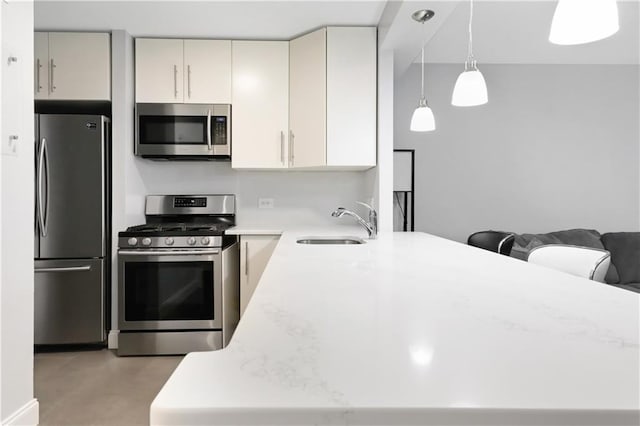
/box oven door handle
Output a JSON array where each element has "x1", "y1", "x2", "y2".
[{"x1": 119, "y1": 249, "x2": 220, "y2": 256}]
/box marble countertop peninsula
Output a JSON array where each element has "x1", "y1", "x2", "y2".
[{"x1": 151, "y1": 231, "x2": 639, "y2": 425}]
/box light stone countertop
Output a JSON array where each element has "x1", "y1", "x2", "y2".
[{"x1": 151, "y1": 231, "x2": 640, "y2": 425}]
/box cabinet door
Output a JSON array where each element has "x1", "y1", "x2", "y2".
[
  {"x1": 34, "y1": 32, "x2": 49, "y2": 99},
  {"x1": 240, "y1": 235, "x2": 279, "y2": 317},
  {"x1": 48, "y1": 32, "x2": 111, "y2": 101},
  {"x1": 232, "y1": 41, "x2": 289, "y2": 169},
  {"x1": 135, "y1": 38, "x2": 183, "y2": 103},
  {"x1": 184, "y1": 39, "x2": 231, "y2": 104},
  {"x1": 289, "y1": 28, "x2": 326, "y2": 168},
  {"x1": 326, "y1": 27, "x2": 377, "y2": 167}
]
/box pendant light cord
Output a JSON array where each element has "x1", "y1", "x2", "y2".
[
  {"x1": 421, "y1": 46, "x2": 425, "y2": 100},
  {"x1": 466, "y1": 0, "x2": 475, "y2": 70},
  {"x1": 420, "y1": 20, "x2": 427, "y2": 105}
]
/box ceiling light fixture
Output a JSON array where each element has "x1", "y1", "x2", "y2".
[
  {"x1": 451, "y1": 0, "x2": 488, "y2": 107},
  {"x1": 549, "y1": 0, "x2": 619, "y2": 45},
  {"x1": 410, "y1": 9, "x2": 436, "y2": 132}
]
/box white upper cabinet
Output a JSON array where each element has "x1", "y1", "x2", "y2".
[
  {"x1": 289, "y1": 28, "x2": 327, "y2": 168},
  {"x1": 135, "y1": 38, "x2": 183, "y2": 103},
  {"x1": 34, "y1": 32, "x2": 49, "y2": 99},
  {"x1": 232, "y1": 41, "x2": 289, "y2": 169},
  {"x1": 184, "y1": 40, "x2": 231, "y2": 104},
  {"x1": 289, "y1": 27, "x2": 377, "y2": 170},
  {"x1": 135, "y1": 38, "x2": 231, "y2": 104},
  {"x1": 326, "y1": 27, "x2": 377, "y2": 167},
  {"x1": 35, "y1": 32, "x2": 111, "y2": 101}
]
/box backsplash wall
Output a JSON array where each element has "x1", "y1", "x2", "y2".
[{"x1": 127, "y1": 158, "x2": 370, "y2": 227}]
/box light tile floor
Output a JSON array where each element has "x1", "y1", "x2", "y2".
[{"x1": 35, "y1": 349, "x2": 182, "y2": 425}]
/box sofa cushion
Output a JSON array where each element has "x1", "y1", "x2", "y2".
[
  {"x1": 511, "y1": 229, "x2": 605, "y2": 258},
  {"x1": 604, "y1": 263, "x2": 620, "y2": 285},
  {"x1": 513, "y1": 229, "x2": 604, "y2": 251},
  {"x1": 601, "y1": 233, "x2": 640, "y2": 285},
  {"x1": 611, "y1": 283, "x2": 640, "y2": 294}
]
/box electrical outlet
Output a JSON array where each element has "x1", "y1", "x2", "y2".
[
  {"x1": 2, "y1": 135, "x2": 19, "y2": 156},
  {"x1": 258, "y1": 198, "x2": 275, "y2": 209}
]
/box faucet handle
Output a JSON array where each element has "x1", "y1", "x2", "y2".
[{"x1": 356, "y1": 201, "x2": 376, "y2": 213}]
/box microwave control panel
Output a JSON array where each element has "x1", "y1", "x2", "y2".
[{"x1": 213, "y1": 117, "x2": 227, "y2": 145}]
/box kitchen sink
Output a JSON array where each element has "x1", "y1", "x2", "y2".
[{"x1": 296, "y1": 236, "x2": 365, "y2": 245}]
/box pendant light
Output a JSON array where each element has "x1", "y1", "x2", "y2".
[
  {"x1": 410, "y1": 9, "x2": 436, "y2": 132},
  {"x1": 549, "y1": 0, "x2": 619, "y2": 45},
  {"x1": 451, "y1": 0, "x2": 488, "y2": 107}
]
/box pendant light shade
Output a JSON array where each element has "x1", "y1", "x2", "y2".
[
  {"x1": 452, "y1": 0, "x2": 488, "y2": 107},
  {"x1": 452, "y1": 67, "x2": 488, "y2": 106},
  {"x1": 549, "y1": 0, "x2": 619, "y2": 45},
  {"x1": 410, "y1": 10, "x2": 436, "y2": 133},
  {"x1": 410, "y1": 100, "x2": 436, "y2": 132}
]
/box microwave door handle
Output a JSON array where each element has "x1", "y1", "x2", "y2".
[{"x1": 207, "y1": 109, "x2": 212, "y2": 151}]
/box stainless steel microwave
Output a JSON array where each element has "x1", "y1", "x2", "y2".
[{"x1": 135, "y1": 103, "x2": 231, "y2": 160}]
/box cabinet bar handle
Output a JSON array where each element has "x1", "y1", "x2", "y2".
[
  {"x1": 36, "y1": 59, "x2": 42, "y2": 92},
  {"x1": 187, "y1": 65, "x2": 192, "y2": 99},
  {"x1": 245, "y1": 242, "x2": 249, "y2": 276},
  {"x1": 173, "y1": 64, "x2": 178, "y2": 98},
  {"x1": 289, "y1": 130, "x2": 295, "y2": 167},
  {"x1": 280, "y1": 131, "x2": 285, "y2": 165},
  {"x1": 50, "y1": 59, "x2": 56, "y2": 92}
]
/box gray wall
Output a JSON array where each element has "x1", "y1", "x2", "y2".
[{"x1": 395, "y1": 64, "x2": 640, "y2": 242}]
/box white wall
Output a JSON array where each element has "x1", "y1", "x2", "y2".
[
  {"x1": 0, "y1": 0, "x2": 38, "y2": 424},
  {"x1": 394, "y1": 64, "x2": 640, "y2": 242}
]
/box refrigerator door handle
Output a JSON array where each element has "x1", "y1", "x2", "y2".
[
  {"x1": 37, "y1": 138, "x2": 47, "y2": 237},
  {"x1": 43, "y1": 137, "x2": 50, "y2": 237},
  {"x1": 35, "y1": 265, "x2": 92, "y2": 273}
]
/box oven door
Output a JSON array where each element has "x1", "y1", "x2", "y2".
[
  {"x1": 135, "y1": 103, "x2": 230, "y2": 158},
  {"x1": 118, "y1": 249, "x2": 222, "y2": 331}
]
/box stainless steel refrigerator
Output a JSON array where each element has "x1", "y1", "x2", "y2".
[{"x1": 34, "y1": 114, "x2": 110, "y2": 345}]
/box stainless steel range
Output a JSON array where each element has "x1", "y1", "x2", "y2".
[{"x1": 117, "y1": 194, "x2": 239, "y2": 356}]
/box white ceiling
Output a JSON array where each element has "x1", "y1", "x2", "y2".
[
  {"x1": 34, "y1": 0, "x2": 640, "y2": 66},
  {"x1": 34, "y1": 0, "x2": 387, "y2": 39}
]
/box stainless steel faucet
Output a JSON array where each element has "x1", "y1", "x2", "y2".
[{"x1": 331, "y1": 202, "x2": 378, "y2": 239}]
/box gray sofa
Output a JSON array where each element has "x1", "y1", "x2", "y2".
[{"x1": 509, "y1": 229, "x2": 640, "y2": 293}]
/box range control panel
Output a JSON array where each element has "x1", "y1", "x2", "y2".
[{"x1": 174, "y1": 197, "x2": 207, "y2": 208}]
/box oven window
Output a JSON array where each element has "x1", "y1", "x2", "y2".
[
  {"x1": 139, "y1": 116, "x2": 207, "y2": 145},
  {"x1": 124, "y1": 261, "x2": 214, "y2": 321}
]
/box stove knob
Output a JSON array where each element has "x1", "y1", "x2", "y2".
[
  {"x1": 201, "y1": 237, "x2": 210, "y2": 245},
  {"x1": 127, "y1": 237, "x2": 138, "y2": 246},
  {"x1": 165, "y1": 237, "x2": 174, "y2": 246},
  {"x1": 187, "y1": 237, "x2": 197, "y2": 246},
  {"x1": 142, "y1": 237, "x2": 152, "y2": 246}
]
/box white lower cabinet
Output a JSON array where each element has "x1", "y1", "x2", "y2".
[{"x1": 239, "y1": 235, "x2": 280, "y2": 317}]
